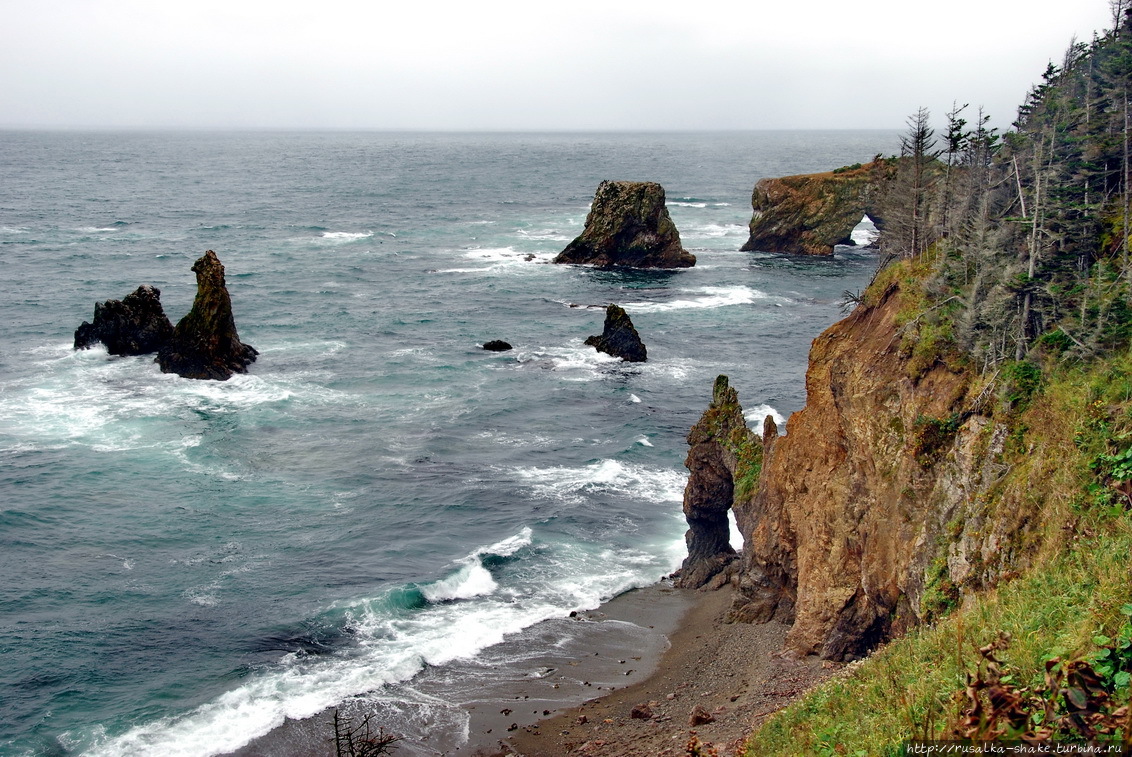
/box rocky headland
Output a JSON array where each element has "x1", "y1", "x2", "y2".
[
  {"x1": 740, "y1": 160, "x2": 892, "y2": 255},
  {"x1": 584, "y1": 304, "x2": 647, "y2": 362},
  {"x1": 555, "y1": 181, "x2": 696, "y2": 269},
  {"x1": 75, "y1": 250, "x2": 256, "y2": 381}
]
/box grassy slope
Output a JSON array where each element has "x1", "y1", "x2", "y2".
[{"x1": 744, "y1": 283, "x2": 1132, "y2": 755}]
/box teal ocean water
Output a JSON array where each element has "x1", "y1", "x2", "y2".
[{"x1": 0, "y1": 130, "x2": 894, "y2": 756}]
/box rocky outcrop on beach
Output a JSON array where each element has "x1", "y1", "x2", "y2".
[
  {"x1": 555, "y1": 181, "x2": 696, "y2": 269},
  {"x1": 156, "y1": 250, "x2": 257, "y2": 380},
  {"x1": 585, "y1": 304, "x2": 647, "y2": 362},
  {"x1": 740, "y1": 161, "x2": 893, "y2": 255},
  {"x1": 74, "y1": 285, "x2": 174, "y2": 356},
  {"x1": 675, "y1": 376, "x2": 760, "y2": 589}
]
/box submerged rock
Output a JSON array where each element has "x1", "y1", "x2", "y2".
[
  {"x1": 156, "y1": 250, "x2": 257, "y2": 380},
  {"x1": 554, "y1": 181, "x2": 695, "y2": 269},
  {"x1": 740, "y1": 160, "x2": 893, "y2": 255},
  {"x1": 482, "y1": 340, "x2": 513, "y2": 351},
  {"x1": 74, "y1": 285, "x2": 174, "y2": 356},
  {"x1": 585, "y1": 304, "x2": 647, "y2": 362}
]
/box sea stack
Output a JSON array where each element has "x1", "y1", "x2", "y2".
[
  {"x1": 555, "y1": 181, "x2": 695, "y2": 269},
  {"x1": 156, "y1": 250, "x2": 257, "y2": 381},
  {"x1": 74, "y1": 285, "x2": 174, "y2": 356},
  {"x1": 585, "y1": 304, "x2": 647, "y2": 362}
]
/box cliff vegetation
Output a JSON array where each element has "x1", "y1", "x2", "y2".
[{"x1": 724, "y1": 5, "x2": 1132, "y2": 752}]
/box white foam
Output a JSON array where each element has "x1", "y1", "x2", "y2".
[
  {"x1": 319, "y1": 231, "x2": 373, "y2": 242},
  {"x1": 433, "y1": 246, "x2": 551, "y2": 274},
  {"x1": 510, "y1": 342, "x2": 626, "y2": 382},
  {"x1": 669, "y1": 201, "x2": 707, "y2": 208},
  {"x1": 514, "y1": 460, "x2": 686, "y2": 506},
  {"x1": 744, "y1": 403, "x2": 786, "y2": 430},
  {"x1": 849, "y1": 215, "x2": 879, "y2": 246},
  {"x1": 0, "y1": 344, "x2": 341, "y2": 466},
  {"x1": 636, "y1": 435, "x2": 654, "y2": 447},
  {"x1": 1, "y1": 226, "x2": 28, "y2": 234},
  {"x1": 419, "y1": 527, "x2": 533, "y2": 603},
  {"x1": 480, "y1": 526, "x2": 533, "y2": 557},
  {"x1": 420, "y1": 562, "x2": 497, "y2": 602},
  {"x1": 77, "y1": 226, "x2": 120, "y2": 233},
  {"x1": 622, "y1": 285, "x2": 765, "y2": 314},
  {"x1": 629, "y1": 394, "x2": 642, "y2": 404},
  {"x1": 85, "y1": 521, "x2": 679, "y2": 757},
  {"x1": 516, "y1": 228, "x2": 570, "y2": 242},
  {"x1": 682, "y1": 223, "x2": 748, "y2": 239}
]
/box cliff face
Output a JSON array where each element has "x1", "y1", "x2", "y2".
[
  {"x1": 555, "y1": 181, "x2": 696, "y2": 269},
  {"x1": 740, "y1": 161, "x2": 892, "y2": 256},
  {"x1": 710, "y1": 278, "x2": 1039, "y2": 660}
]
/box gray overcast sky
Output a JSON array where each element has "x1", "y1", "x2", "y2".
[{"x1": 0, "y1": 0, "x2": 1116, "y2": 131}]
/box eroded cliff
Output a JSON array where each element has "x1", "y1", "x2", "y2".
[{"x1": 695, "y1": 270, "x2": 1048, "y2": 661}]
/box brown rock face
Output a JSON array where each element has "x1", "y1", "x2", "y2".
[
  {"x1": 740, "y1": 161, "x2": 893, "y2": 256},
  {"x1": 156, "y1": 250, "x2": 257, "y2": 380},
  {"x1": 555, "y1": 181, "x2": 696, "y2": 269},
  {"x1": 74, "y1": 285, "x2": 174, "y2": 355},
  {"x1": 675, "y1": 376, "x2": 763, "y2": 589},
  {"x1": 724, "y1": 281, "x2": 1017, "y2": 660},
  {"x1": 584, "y1": 304, "x2": 647, "y2": 362}
]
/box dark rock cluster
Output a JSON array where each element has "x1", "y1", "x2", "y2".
[
  {"x1": 74, "y1": 285, "x2": 173, "y2": 356},
  {"x1": 74, "y1": 250, "x2": 256, "y2": 381}
]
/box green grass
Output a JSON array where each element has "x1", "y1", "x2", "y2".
[
  {"x1": 744, "y1": 356, "x2": 1132, "y2": 756},
  {"x1": 746, "y1": 521, "x2": 1132, "y2": 756}
]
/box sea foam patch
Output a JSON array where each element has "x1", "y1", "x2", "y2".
[
  {"x1": 318, "y1": 231, "x2": 373, "y2": 242},
  {"x1": 744, "y1": 403, "x2": 787, "y2": 430},
  {"x1": 621, "y1": 285, "x2": 765, "y2": 313},
  {"x1": 0, "y1": 343, "x2": 341, "y2": 460},
  {"x1": 514, "y1": 459, "x2": 686, "y2": 506},
  {"x1": 82, "y1": 523, "x2": 673, "y2": 757}
]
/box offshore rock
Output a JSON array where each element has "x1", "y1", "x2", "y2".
[
  {"x1": 554, "y1": 181, "x2": 695, "y2": 269},
  {"x1": 74, "y1": 285, "x2": 174, "y2": 355},
  {"x1": 157, "y1": 250, "x2": 257, "y2": 381},
  {"x1": 740, "y1": 160, "x2": 893, "y2": 255},
  {"x1": 585, "y1": 304, "x2": 647, "y2": 362},
  {"x1": 482, "y1": 340, "x2": 513, "y2": 351}
]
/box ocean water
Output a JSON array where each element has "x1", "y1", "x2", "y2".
[{"x1": 0, "y1": 130, "x2": 896, "y2": 756}]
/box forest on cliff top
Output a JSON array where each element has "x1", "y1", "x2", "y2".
[{"x1": 744, "y1": 4, "x2": 1132, "y2": 754}]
